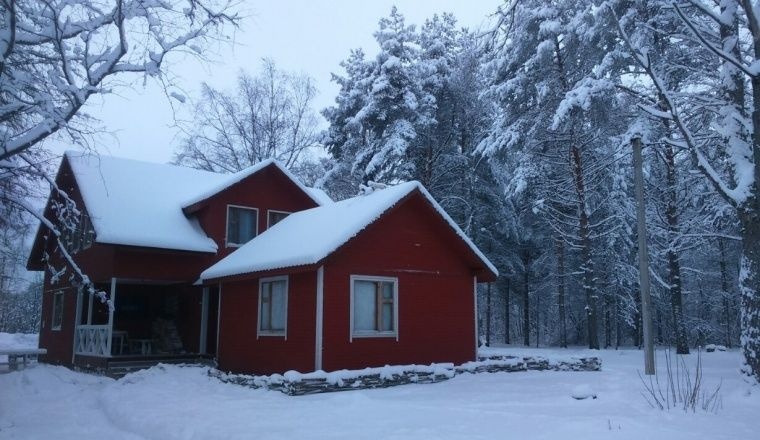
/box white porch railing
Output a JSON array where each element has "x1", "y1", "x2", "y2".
[{"x1": 74, "y1": 325, "x2": 111, "y2": 357}]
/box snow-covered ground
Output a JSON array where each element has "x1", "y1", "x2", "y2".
[{"x1": 0, "y1": 337, "x2": 757, "y2": 440}]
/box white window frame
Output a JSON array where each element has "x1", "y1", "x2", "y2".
[
  {"x1": 257, "y1": 275, "x2": 288, "y2": 338},
  {"x1": 349, "y1": 275, "x2": 399, "y2": 341},
  {"x1": 266, "y1": 209, "x2": 291, "y2": 229},
  {"x1": 51, "y1": 290, "x2": 64, "y2": 331},
  {"x1": 225, "y1": 204, "x2": 259, "y2": 248}
]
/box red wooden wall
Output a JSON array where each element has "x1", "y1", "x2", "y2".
[
  {"x1": 217, "y1": 271, "x2": 316, "y2": 375},
  {"x1": 216, "y1": 192, "x2": 481, "y2": 374},
  {"x1": 192, "y1": 165, "x2": 320, "y2": 260},
  {"x1": 320, "y1": 193, "x2": 477, "y2": 370},
  {"x1": 32, "y1": 159, "x2": 320, "y2": 366}
]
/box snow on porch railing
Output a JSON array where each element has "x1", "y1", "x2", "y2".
[{"x1": 74, "y1": 325, "x2": 111, "y2": 357}]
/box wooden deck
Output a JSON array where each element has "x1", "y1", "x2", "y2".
[{"x1": 74, "y1": 353, "x2": 216, "y2": 378}]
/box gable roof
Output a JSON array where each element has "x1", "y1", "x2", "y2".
[
  {"x1": 62, "y1": 151, "x2": 330, "y2": 253},
  {"x1": 182, "y1": 159, "x2": 328, "y2": 210},
  {"x1": 200, "y1": 181, "x2": 498, "y2": 281}
]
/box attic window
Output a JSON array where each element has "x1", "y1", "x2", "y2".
[
  {"x1": 350, "y1": 275, "x2": 398, "y2": 340},
  {"x1": 61, "y1": 211, "x2": 94, "y2": 254},
  {"x1": 267, "y1": 210, "x2": 290, "y2": 228},
  {"x1": 226, "y1": 205, "x2": 258, "y2": 247}
]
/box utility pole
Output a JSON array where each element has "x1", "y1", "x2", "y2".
[{"x1": 632, "y1": 136, "x2": 655, "y2": 375}]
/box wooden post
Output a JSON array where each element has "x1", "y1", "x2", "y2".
[
  {"x1": 87, "y1": 288, "x2": 93, "y2": 325},
  {"x1": 199, "y1": 287, "x2": 209, "y2": 354},
  {"x1": 473, "y1": 276, "x2": 479, "y2": 358},
  {"x1": 72, "y1": 287, "x2": 83, "y2": 363},
  {"x1": 504, "y1": 277, "x2": 510, "y2": 344},
  {"x1": 485, "y1": 282, "x2": 492, "y2": 346},
  {"x1": 315, "y1": 266, "x2": 324, "y2": 371},
  {"x1": 632, "y1": 137, "x2": 655, "y2": 375},
  {"x1": 216, "y1": 283, "x2": 222, "y2": 360},
  {"x1": 107, "y1": 278, "x2": 116, "y2": 357}
]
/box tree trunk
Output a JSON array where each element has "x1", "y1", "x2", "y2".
[
  {"x1": 604, "y1": 295, "x2": 611, "y2": 349},
  {"x1": 522, "y1": 250, "x2": 531, "y2": 347},
  {"x1": 504, "y1": 277, "x2": 511, "y2": 344},
  {"x1": 615, "y1": 294, "x2": 621, "y2": 349},
  {"x1": 664, "y1": 143, "x2": 689, "y2": 354},
  {"x1": 485, "y1": 282, "x2": 492, "y2": 347},
  {"x1": 719, "y1": 238, "x2": 733, "y2": 348},
  {"x1": 556, "y1": 238, "x2": 567, "y2": 348},
  {"x1": 535, "y1": 287, "x2": 540, "y2": 348},
  {"x1": 739, "y1": 207, "x2": 760, "y2": 382},
  {"x1": 571, "y1": 145, "x2": 599, "y2": 349}
]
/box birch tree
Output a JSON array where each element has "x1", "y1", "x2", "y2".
[{"x1": 174, "y1": 59, "x2": 320, "y2": 171}]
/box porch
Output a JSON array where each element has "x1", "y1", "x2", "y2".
[{"x1": 72, "y1": 278, "x2": 218, "y2": 373}]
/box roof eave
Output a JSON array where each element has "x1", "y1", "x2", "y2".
[{"x1": 201, "y1": 262, "x2": 321, "y2": 285}]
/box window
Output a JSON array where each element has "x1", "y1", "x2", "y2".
[
  {"x1": 267, "y1": 210, "x2": 290, "y2": 228},
  {"x1": 61, "y1": 211, "x2": 94, "y2": 254},
  {"x1": 226, "y1": 205, "x2": 258, "y2": 247},
  {"x1": 52, "y1": 291, "x2": 64, "y2": 331},
  {"x1": 350, "y1": 276, "x2": 398, "y2": 339},
  {"x1": 258, "y1": 276, "x2": 288, "y2": 337}
]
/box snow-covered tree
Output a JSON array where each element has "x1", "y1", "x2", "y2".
[
  {"x1": 480, "y1": 0, "x2": 629, "y2": 349},
  {"x1": 0, "y1": 0, "x2": 239, "y2": 301},
  {"x1": 324, "y1": 7, "x2": 426, "y2": 185},
  {"x1": 612, "y1": 0, "x2": 760, "y2": 382}
]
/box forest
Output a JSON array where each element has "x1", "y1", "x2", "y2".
[{"x1": 1, "y1": 0, "x2": 759, "y2": 383}]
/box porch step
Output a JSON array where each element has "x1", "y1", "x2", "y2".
[{"x1": 107, "y1": 356, "x2": 216, "y2": 378}]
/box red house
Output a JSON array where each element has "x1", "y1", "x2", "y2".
[{"x1": 28, "y1": 151, "x2": 497, "y2": 375}]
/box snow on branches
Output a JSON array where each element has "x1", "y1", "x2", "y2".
[{"x1": 0, "y1": 0, "x2": 239, "y2": 302}]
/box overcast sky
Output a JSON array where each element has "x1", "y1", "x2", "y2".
[{"x1": 68, "y1": 0, "x2": 502, "y2": 164}]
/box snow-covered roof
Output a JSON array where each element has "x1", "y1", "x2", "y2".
[
  {"x1": 201, "y1": 181, "x2": 498, "y2": 281},
  {"x1": 182, "y1": 159, "x2": 328, "y2": 209},
  {"x1": 64, "y1": 152, "x2": 330, "y2": 253}
]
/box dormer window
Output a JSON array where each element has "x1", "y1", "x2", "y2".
[
  {"x1": 267, "y1": 210, "x2": 291, "y2": 228},
  {"x1": 226, "y1": 205, "x2": 258, "y2": 247}
]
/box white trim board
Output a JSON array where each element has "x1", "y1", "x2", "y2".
[{"x1": 315, "y1": 266, "x2": 324, "y2": 371}]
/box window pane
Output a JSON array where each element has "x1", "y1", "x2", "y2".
[
  {"x1": 260, "y1": 287, "x2": 271, "y2": 330},
  {"x1": 268, "y1": 211, "x2": 289, "y2": 227},
  {"x1": 228, "y1": 209, "x2": 240, "y2": 244},
  {"x1": 239, "y1": 209, "x2": 257, "y2": 243},
  {"x1": 381, "y1": 282, "x2": 393, "y2": 300},
  {"x1": 270, "y1": 281, "x2": 286, "y2": 331},
  {"x1": 52, "y1": 293, "x2": 63, "y2": 329},
  {"x1": 354, "y1": 281, "x2": 376, "y2": 331},
  {"x1": 228, "y1": 207, "x2": 258, "y2": 245},
  {"x1": 381, "y1": 303, "x2": 393, "y2": 331}
]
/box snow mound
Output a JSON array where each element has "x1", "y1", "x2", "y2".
[{"x1": 571, "y1": 384, "x2": 597, "y2": 400}]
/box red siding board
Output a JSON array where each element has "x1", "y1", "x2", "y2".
[
  {"x1": 195, "y1": 164, "x2": 320, "y2": 260},
  {"x1": 38, "y1": 272, "x2": 78, "y2": 365},
  {"x1": 217, "y1": 271, "x2": 316, "y2": 375},
  {"x1": 321, "y1": 194, "x2": 477, "y2": 371},
  {"x1": 217, "y1": 193, "x2": 479, "y2": 374}
]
